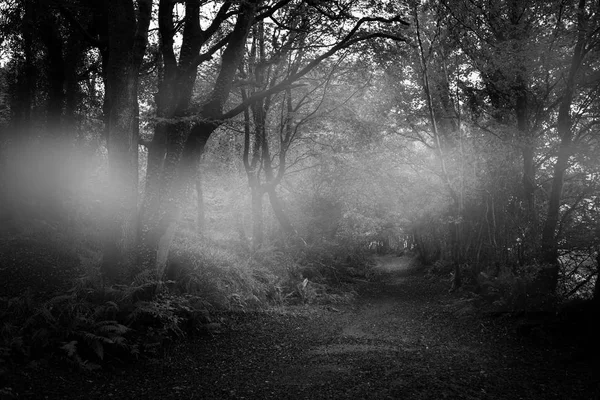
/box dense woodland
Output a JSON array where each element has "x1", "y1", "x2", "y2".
[{"x1": 0, "y1": 0, "x2": 599, "y2": 378}]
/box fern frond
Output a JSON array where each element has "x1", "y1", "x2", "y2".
[
  {"x1": 47, "y1": 294, "x2": 75, "y2": 306},
  {"x1": 60, "y1": 340, "x2": 78, "y2": 357},
  {"x1": 79, "y1": 359, "x2": 101, "y2": 371},
  {"x1": 80, "y1": 331, "x2": 114, "y2": 345},
  {"x1": 104, "y1": 301, "x2": 119, "y2": 311},
  {"x1": 94, "y1": 321, "x2": 129, "y2": 335},
  {"x1": 92, "y1": 301, "x2": 119, "y2": 319},
  {"x1": 89, "y1": 340, "x2": 104, "y2": 360},
  {"x1": 132, "y1": 270, "x2": 158, "y2": 286},
  {"x1": 35, "y1": 306, "x2": 57, "y2": 324}
]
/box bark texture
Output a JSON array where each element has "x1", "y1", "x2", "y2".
[{"x1": 101, "y1": 0, "x2": 151, "y2": 281}]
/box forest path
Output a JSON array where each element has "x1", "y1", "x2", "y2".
[{"x1": 10, "y1": 256, "x2": 599, "y2": 399}]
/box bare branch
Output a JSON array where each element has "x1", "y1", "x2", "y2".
[{"x1": 220, "y1": 28, "x2": 407, "y2": 120}]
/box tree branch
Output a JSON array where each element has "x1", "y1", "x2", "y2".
[
  {"x1": 159, "y1": 0, "x2": 177, "y2": 73},
  {"x1": 133, "y1": 0, "x2": 152, "y2": 68},
  {"x1": 199, "y1": 1, "x2": 234, "y2": 44},
  {"x1": 220, "y1": 29, "x2": 407, "y2": 120},
  {"x1": 52, "y1": 0, "x2": 105, "y2": 49}
]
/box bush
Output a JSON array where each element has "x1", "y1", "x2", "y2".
[
  {"x1": 0, "y1": 268, "x2": 220, "y2": 370},
  {"x1": 168, "y1": 235, "x2": 281, "y2": 310},
  {"x1": 476, "y1": 265, "x2": 557, "y2": 313}
]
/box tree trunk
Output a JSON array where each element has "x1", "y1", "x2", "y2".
[
  {"x1": 251, "y1": 179, "x2": 264, "y2": 248},
  {"x1": 540, "y1": 0, "x2": 586, "y2": 294},
  {"x1": 414, "y1": 5, "x2": 460, "y2": 289},
  {"x1": 594, "y1": 249, "x2": 600, "y2": 304},
  {"x1": 138, "y1": 1, "x2": 255, "y2": 277},
  {"x1": 267, "y1": 187, "x2": 295, "y2": 237},
  {"x1": 519, "y1": 92, "x2": 537, "y2": 258},
  {"x1": 101, "y1": 0, "x2": 151, "y2": 281},
  {"x1": 196, "y1": 166, "x2": 205, "y2": 235},
  {"x1": 41, "y1": 12, "x2": 66, "y2": 135},
  {"x1": 139, "y1": 120, "x2": 188, "y2": 275},
  {"x1": 64, "y1": 31, "x2": 84, "y2": 131},
  {"x1": 13, "y1": 0, "x2": 35, "y2": 133},
  {"x1": 510, "y1": 0, "x2": 536, "y2": 240},
  {"x1": 137, "y1": 0, "x2": 203, "y2": 274}
]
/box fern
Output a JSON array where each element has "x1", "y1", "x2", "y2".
[
  {"x1": 60, "y1": 340, "x2": 78, "y2": 357},
  {"x1": 46, "y1": 294, "x2": 75, "y2": 306},
  {"x1": 90, "y1": 340, "x2": 104, "y2": 361},
  {"x1": 60, "y1": 339, "x2": 100, "y2": 371},
  {"x1": 34, "y1": 306, "x2": 57, "y2": 325},
  {"x1": 92, "y1": 301, "x2": 119, "y2": 320},
  {"x1": 76, "y1": 332, "x2": 108, "y2": 361},
  {"x1": 132, "y1": 269, "x2": 158, "y2": 286},
  {"x1": 94, "y1": 320, "x2": 129, "y2": 336}
]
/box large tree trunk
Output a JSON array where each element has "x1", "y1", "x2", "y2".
[
  {"x1": 101, "y1": 0, "x2": 151, "y2": 281},
  {"x1": 539, "y1": 0, "x2": 587, "y2": 294},
  {"x1": 506, "y1": 0, "x2": 537, "y2": 262},
  {"x1": 414, "y1": 4, "x2": 461, "y2": 289},
  {"x1": 138, "y1": 121, "x2": 188, "y2": 273},
  {"x1": 519, "y1": 107, "x2": 538, "y2": 265},
  {"x1": 139, "y1": 1, "x2": 257, "y2": 277},
  {"x1": 509, "y1": 0, "x2": 536, "y2": 232},
  {"x1": 241, "y1": 22, "x2": 270, "y2": 249},
  {"x1": 137, "y1": 0, "x2": 205, "y2": 274}
]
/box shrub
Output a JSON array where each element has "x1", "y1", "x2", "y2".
[
  {"x1": 168, "y1": 234, "x2": 284, "y2": 310},
  {"x1": 477, "y1": 265, "x2": 557, "y2": 313},
  {"x1": 0, "y1": 267, "x2": 220, "y2": 370}
]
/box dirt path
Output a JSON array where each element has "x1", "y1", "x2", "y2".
[{"x1": 7, "y1": 256, "x2": 599, "y2": 399}]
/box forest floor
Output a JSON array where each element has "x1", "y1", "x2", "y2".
[{"x1": 4, "y1": 255, "x2": 599, "y2": 399}]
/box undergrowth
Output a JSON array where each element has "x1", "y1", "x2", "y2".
[
  {"x1": 0, "y1": 225, "x2": 372, "y2": 373},
  {"x1": 0, "y1": 272, "x2": 215, "y2": 372}
]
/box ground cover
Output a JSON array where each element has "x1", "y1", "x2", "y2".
[{"x1": 3, "y1": 255, "x2": 598, "y2": 399}]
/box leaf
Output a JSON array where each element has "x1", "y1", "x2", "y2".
[
  {"x1": 47, "y1": 294, "x2": 75, "y2": 306},
  {"x1": 82, "y1": 331, "x2": 114, "y2": 345},
  {"x1": 60, "y1": 340, "x2": 78, "y2": 357},
  {"x1": 95, "y1": 321, "x2": 129, "y2": 335},
  {"x1": 298, "y1": 278, "x2": 309, "y2": 290},
  {"x1": 80, "y1": 360, "x2": 101, "y2": 371},
  {"x1": 89, "y1": 340, "x2": 104, "y2": 360},
  {"x1": 35, "y1": 306, "x2": 56, "y2": 324}
]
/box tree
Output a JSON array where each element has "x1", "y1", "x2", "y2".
[
  {"x1": 411, "y1": 0, "x2": 465, "y2": 288},
  {"x1": 139, "y1": 0, "x2": 408, "y2": 276},
  {"x1": 238, "y1": 14, "x2": 360, "y2": 247},
  {"x1": 100, "y1": 0, "x2": 151, "y2": 280},
  {"x1": 441, "y1": 0, "x2": 566, "y2": 260},
  {"x1": 540, "y1": 0, "x2": 600, "y2": 292},
  {"x1": 138, "y1": 0, "x2": 259, "y2": 277}
]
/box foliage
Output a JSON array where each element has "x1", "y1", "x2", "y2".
[
  {"x1": 0, "y1": 260, "x2": 217, "y2": 369},
  {"x1": 475, "y1": 266, "x2": 558, "y2": 313},
  {"x1": 169, "y1": 230, "x2": 360, "y2": 308}
]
